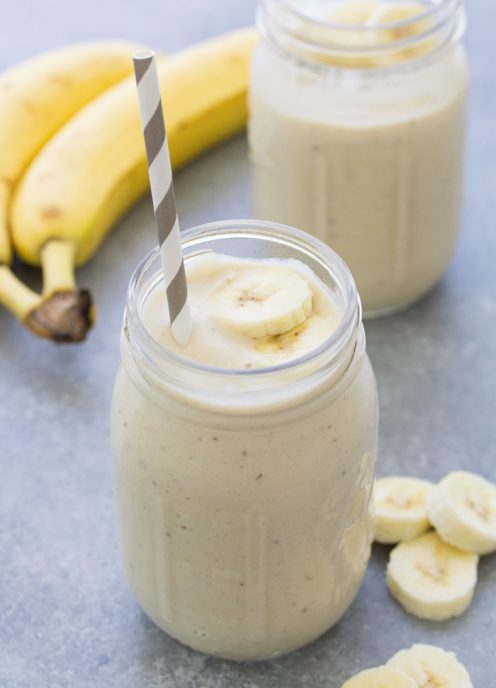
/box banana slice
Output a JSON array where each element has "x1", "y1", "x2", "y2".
[
  {"x1": 427, "y1": 471, "x2": 496, "y2": 555},
  {"x1": 373, "y1": 476, "x2": 434, "y2": 544},
  {"x1": 328, "y1": 0, "x2": 381, "y2": 25},
  {"x1": 253, "y1": 313, "x2": 335, "y2": 363},
  {"x1": 366, "y1": 2, "x2": 433, "y2": 65},
  {"x1": 386, "y1": 531, "x2": 478, "y2": 621},
  {"x1": 324, "y1": 0, "x2": 381, "y2": 68},
  {"x1": 387, "y1": 644, "x2": 473, "y2": 688},
  {"x1": 208, "y1": 266, "x2": 313, "y2": 339},
  {"x1": 341, "y1": 666, "x2": 417, "y2": 688},
  {"x1": 318, "y1": 0, "x2": 432, "y2": 69},
  {"x1": 366, "y1": 2, "x2": 428, "y2": 36}
]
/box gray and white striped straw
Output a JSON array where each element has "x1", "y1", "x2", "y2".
[{"x1": 133, "y1": 50, "x2": 192, "y2": 346}]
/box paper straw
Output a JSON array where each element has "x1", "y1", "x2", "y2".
[{"x1": 133, "y1": 50, "x2": 192, "y2": 346}]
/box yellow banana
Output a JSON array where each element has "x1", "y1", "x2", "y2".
[
  {"x1": 10, "y1": 28, "x2": 257, "y2": 342},
  {"x1": 0, "y1": 40, "x2": 141, "y2": 340}
]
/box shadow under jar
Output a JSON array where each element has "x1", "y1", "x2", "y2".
[
  {"x1": 111, "y1": 220, "x2": 378, "y2": 661},
  {"x1": 249, "y1": 0, "x2": 468, "y2": 317}
]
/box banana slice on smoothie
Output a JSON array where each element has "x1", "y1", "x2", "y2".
[
  {"x1": 386, "y1": 531, "x2": 478, "y2": 621},
  {"x1": 366, "y1": 2, "x2": 429, "y2": 37},
  {"x1": 427, "y1": 471, "x2": 496, "y2": 555},
  {"x1": 387, "y1": 644, "x2": 474, "y2": 688},
  {"x1": 325, "y1": 0, "x2": 380, "y2": 67},
  {"x1": 366, "y1": 2, "x2": 434, "y2": 63},
  {"x1": 341, "y1": 666, "x2": 417, "y2": 688},
  {"x1": 254, "y1": 314, "x2": 335, "y2": 362},
  {"x1": 373, "y1": 476, "x2": 434, "y2": 544},
  {"x1": 208, "y1": 266, "x2": 313, "y2": 339},
  {"x1": 323, "y1": 1, "x2": 432, "y2": 68}
]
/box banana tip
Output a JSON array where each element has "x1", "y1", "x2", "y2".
[{"x1": 25, "y1": 289, "x2": 95, "y2": 343}]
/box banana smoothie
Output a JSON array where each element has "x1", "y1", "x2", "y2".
[
  {"x1": 144, "y1": 253, "x2": 341, "y2": 368},
  {"x1": 111, "y1": 221, "x2": 378, "y2": 660},
  {"x1": 250, "y1": 0, "x2": 468, "y2": 315}
]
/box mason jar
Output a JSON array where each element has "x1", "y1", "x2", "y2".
[
  {"x1": 249, "y1": 0, "x2": 468, "y2": 316},
  {"x1": 111, "y1": 220, "x2": 378, "y2": 660}
]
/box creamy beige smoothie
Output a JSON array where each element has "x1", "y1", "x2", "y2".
[
  {"x1": 111, "y1": 222, "x2": 378, "y2": 660},
  {"x1": 249, "y1": 0, "x2": 468, "y2": 315},
  {"x1": 145, "y1": 254, "x2": 341, "y2": 368}
]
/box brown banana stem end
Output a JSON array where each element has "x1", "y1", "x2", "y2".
[{"x1": 25, "y1": 289, "x2": 95, "y2": 343}]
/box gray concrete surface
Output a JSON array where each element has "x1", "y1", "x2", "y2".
[{"x1": 1, "y1": 1, "x2": 495, "y2": 686}]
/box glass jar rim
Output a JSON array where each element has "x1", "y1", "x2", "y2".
[
  {"x1": 265, "y1": 0, "x2": 460, "y2": 32},
  {"x1": 124, "y1": 219, "x2": 361, "y2": 386},
  {"x1": 258, "y1": 0, "x2": 465, "y2": 71}
]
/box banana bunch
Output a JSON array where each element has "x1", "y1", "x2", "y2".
[
  {"x1": 0, "y1": 41, "x2": 142, "y2": 340},
  {"x1": 342, "y1": 644, "x2": 473, "y2": 687},
  {"x1": 0, "y1": 29, "x2": 256, "y2": 342},
  {"x1": 371, "y1": 471, "x2": 496, "y2": 621}
]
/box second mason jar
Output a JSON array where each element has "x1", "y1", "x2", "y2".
[
  {"x1": 249, "y1": 0, "x2": 468, "y2": 316},
  {"x1": 111, "y1": 220, "x2": 378, "y2": 660}
]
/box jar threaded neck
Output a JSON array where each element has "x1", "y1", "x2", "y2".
[{"x1": 259, "y1": 0, "x2": 465, "y2": 70}]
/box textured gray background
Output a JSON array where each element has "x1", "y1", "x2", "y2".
[{"x1": 1, "y1": 1, "x2": 495, "y2": 686}]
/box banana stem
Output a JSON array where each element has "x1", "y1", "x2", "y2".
[
  {"x1": 23, "y1": 238, "x2": 95, "y2": 343},
  {"x1": 0, "y1": 206, "x2": 92, "y2": 342},
  {"x1": 41, "y1": 238, "x2": 77, "y2": 295},
  {"x1": 0, "y1": 182, "x2": 51, "y2": 336},
  {"x1": 32, "y1": 238, "x2": 95, "y2": 342},
  {"x1": 1, "y1": 175, "x2": 92, "y2": 344},
  {"x1": 0, "y1": 263, "x2": 40, "y2": 321},
  {"x1": 0, "y1": 261, "x2": 93, "y2": 342}
]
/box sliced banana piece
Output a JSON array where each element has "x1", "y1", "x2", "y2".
[
  {"x1": 208, "y1": 266, "x2": 313, "y2": 339},
  {"x1": 254, "y1": 313, "x2": 335, "y2": 363},
  {"x1": 386, "y1": 531, "x2": 478, "y2": 621},
  {"x1": 328, "y1": 0, "x2": 381, "y2": 25},
  {"x1": 373, "y1": 476, "x2": 434, "y2": 544},
  {"x1": 366, "y1": 2, "x2": 428, "y2": 36},
  {"x1": 427, "y1": 471, "x2": 496, "y2": 555},
  {"x1": 341, "y1": 665, "x2": 417, "y2": 688},
  {"x1": 366, "y1": 2, "x2": 434, "y2": 65},
  {"x1": 324, "y1": 0, "x2": 381, "y2": 67},
  {"x1": 318, "y1": 0, "x2": 432, "y2": 69},
  {"x1": 387, "y1": 644, "x2": 473, "y2": 688}
]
